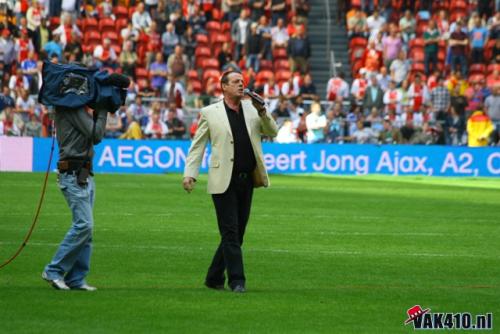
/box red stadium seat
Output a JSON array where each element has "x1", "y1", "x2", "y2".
[
  {"x1": 187, "y1": 70, "x2": 199, "y2": 81},
  {"x1": 190, "y1": 80, "x2": 203, "y2": 93},
  {"x1": 276, "y1": 70, "x2": 291, "y2": 83},
  {"x1": 468, "y1": 74, "x2": 485, "y2": 83},
  {"x1": 114, "y1": 5, "x2": 129, "y2": 20},
  {"x1": 256, "y1": 70, "x2": 274, "y2": 85},
  {"x1": 274, "y1": 59, "x2": 290, "y2": 71},
  {"x1": 116, "y1": 18, "x2": 128, "y2": 34},
  {"x1": 135, "y1": 67, "x2": 149, "y2": 80},
  {"x1": 411, "y1": 62, "x2": 425, "y2": 74},
  {"x1": 221, "y1": 21, "x2": 232, "y2": 34},
  {"x1": 410, "y1": 49, "x2": 425, "y2": 62},
  {"x1": 212, "y1": 8, "x2": 222, "y2": 21},
  {"x1": 206, "y1": 21, "x2": 222, "y2": 33},
  {"x1": 99, "y1": 18, "x2": 116, "y2": 34},
  {"x1": 102, "y1": 31, "x2": 119, "y2": 44},
  {"x1": 484, "y1": 40, "x2": 496, "y2": 60},
  {"x1": 409, "y1": 38, "x2": 425, "y2": 50},
  {"x1": 195, "y1": 46, "x2": 212, "y2": 58},
  {"x1": 196, "y1": 34, "x2": 210, "y2": 46},
  {"x1": 84, "y1": 31, "x2": 101, "y2": 45},
  {"x1": 202, "y1": 69, "x2": 221, "y2": 82},
  {"x1": 349, "y1": 37, "x2": 368, "y2": 49},
  {"x1": 260, "y1": 59, "x2": 273, "y2": 71},
  {"x1": 137, "y1": 78, "x2": 150, "y2": 91},
  {"x1": 83, "y1": 18, "x2": 99, "y2": 32},
  {"x1": 272, "y1": 47, "x2": 288, "y2": 60},
  {"x1": 469, "y1": 64, "x2": 486, "y2": 75},
  {"x1": 450, "y1": 0, "x2": 467, "y2": 11},
  {"x1": 487, "y1": 64, "x2": 500, "y2": 74},
  {"x1": 202, "y1": 58, "x2": 220, "y2": 70}
]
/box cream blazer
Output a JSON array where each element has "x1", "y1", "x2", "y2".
[{"x1": 184, "y1": 99, "x2": 278, "y2": 194}]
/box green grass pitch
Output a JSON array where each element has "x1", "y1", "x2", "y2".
[{"x1": 0, "y1": 172, "x2": 499, "y2": 333}]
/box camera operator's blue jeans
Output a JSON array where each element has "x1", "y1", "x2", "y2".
[{"x1": 43, "y1": 173, "x2": 95, "y2": 288}]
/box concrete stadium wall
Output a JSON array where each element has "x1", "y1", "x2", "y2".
[{"x1": 1, "y1": 137, "x2": 500, "y2": 177}]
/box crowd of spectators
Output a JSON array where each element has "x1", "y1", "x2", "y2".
[
  {"x1": 318, "y1": 0, "x2": 499, "y2": 147},
  {"x1": 0, "y1": 0, "x2": 313, "y2": 140},
  {"x1": 1, "y1": 0, "x2": 499, "y2": 147}
]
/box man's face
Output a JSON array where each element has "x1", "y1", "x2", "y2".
[{"x1": 223, "y1": 73, "x2": 244, "y2": 98}]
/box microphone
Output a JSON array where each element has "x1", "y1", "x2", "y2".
[{"x1": 243, "y1": 88, "x2": 265, "y2": 107}]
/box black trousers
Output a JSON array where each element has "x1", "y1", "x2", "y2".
[{"x1": 206, "y1": 174, "x2": 254, "y2": 289}]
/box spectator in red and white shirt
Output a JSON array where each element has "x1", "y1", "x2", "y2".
[
  {"x1": 350, "y1": 71, "x2": 368, "y2": 105},
  {"x1": 326, "y1": 72, "x2": 349, "y2": 102},
  {"x1": 144, "y1": 111, "x2": 169, "y2": 139},
  {"x1": 264, "y1": 75, "x2": 281, "y2": 111},
  {"x1": 52, "y1": 13, "x2": 81, "y2": 49},
  {"x1": 15, "y1": 29, "x2": 34, "y2": 63},
  {"x1": 408, "y1": 74, "x2": 430, "y2": 112},
  {"x1": 93, "y1": 38, "x2": 118, "y2": 69},
  {"x1": 384, "y1": 80, "x2": 403, "y2": 115}
]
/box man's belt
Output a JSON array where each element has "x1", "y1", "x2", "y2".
[{"x1": 57, "y1": 160, "x2": 92, "y2": 173}]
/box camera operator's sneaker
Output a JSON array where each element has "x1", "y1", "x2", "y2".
[
  {"x1": 41, "y1": 272, "x2": 70, "y2": 290},
  {"x1": 71, "y1": 284, "x2": 97, "y2": 291}
]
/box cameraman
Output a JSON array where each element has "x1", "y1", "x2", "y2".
[{"x1": 41, "y1": 104, "x2": 109, "y2": 291}]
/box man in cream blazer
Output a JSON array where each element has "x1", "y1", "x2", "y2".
[{"x1": 183, "y1": 70, "x2": 278, "y2": 293}]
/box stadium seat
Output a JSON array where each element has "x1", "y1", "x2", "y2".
[
  {"x1": 410, "y1": 48, "x2": 425, "y2": 62},
  {"x1": 137, "y1": 78, "x2": 150, "y2": 90},
  {"x1": 102, "y1": 31, "x2": 119, "y2": 44},
  {"x1": 349, "y1": 37, "x2": 368, "y2": 49},
  {"x1": 212, "y1": 8, "x2": 222, "y2": 21},
  {"x1": 221, "y1": 21, "x2": 232, "y2": 34},
  {"x1": 416, "y1": 21, "x2": 428, "y2": 36},
  {"x1": 116, "y1": 18, "x2": 128, "y2": 34},
  {"x1": 256, "y1": 70, "x2": 274, "y2": 85},
  {"x1": 135, "y1": 67, "x2": 149, "y2": 80},
  {"x1": 99, "y1": 18, "x2": 116, "y2": 34},
  {"x1": 411, "y1": 62, "x2": 425, "y2": 74},
  {"x1": 274, "y1": 59, "x2": 290, "y2": 71},
  {"x1": 83, "y1": 18, "x2": 99, "y2": 33},
  {"x1": 484, "y1": 40, "x2": 495, "y2": 60},
  {"x1": 468, "y1": 74, "x2": 485, "y2": 83},
  {"x1": 206, "y1": 21, "x2": 221, "y2": 34},
  {"x1": 195, "y1": 46, "x2": 212, "y2": 58},
  {"x1": 187, "y1": 69, "x2": 199, "y2": 81},
  {"x1": 196, "y1": 34, "x2": 209, "y2": 47},
  {"x1": 469, "y1": 64, "x2": 486, "y2": 75},
  {"x1": 84, "y1": 31, "x2": 101, "y2": 45},
  {"x1": 272, "y1": 47, "x2": 288, "y2": 60},
  {"x1": 195, "y1": 47, "x2": 212, "y2": 67},
  {"x1": 202, "y1": 69, "x2": 221, "y2": 82},
  {"x1": 276, "y1": 70, "x2": 291, "y2": 83},
  {"x1": 114, "y1": 5, "x2": 129, "y2": 20},
  {"x1": 111, "y1": 44, "x2": 121, "y2": 54},
  {"x1": 409, "y1": 38, "x2": 425, "y2": 50},
  {"x1": 202, "y1": 58, "x2": 220, "y2": 70},
  {"x1": 487, "y1": 64, "x2": 500, "y2": 74},
  {"x1": 260, "y1": 59, "x2": 273, "y2": 71},
  {"x1": 190, "y1": 80, "x2": 203, "y2": 93},
  {"x1": 450, "y1": 0, "x2": 467, "y2": 11}
]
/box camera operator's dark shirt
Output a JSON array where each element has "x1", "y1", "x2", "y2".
[{"x1": 55, "y1": 106, "x2": 108, "y2": 160}]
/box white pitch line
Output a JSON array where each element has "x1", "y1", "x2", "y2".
[
  {"x1": 0, "y1": 226, "x2": 466, "y2": 237},
  {"x1": 0, "y1": 241, "x2": 495, "y2": 259}
]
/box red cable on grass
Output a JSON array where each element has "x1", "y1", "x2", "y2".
[{"x1": 0, "y1": 121, "x2": 56, "y2": 270}]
